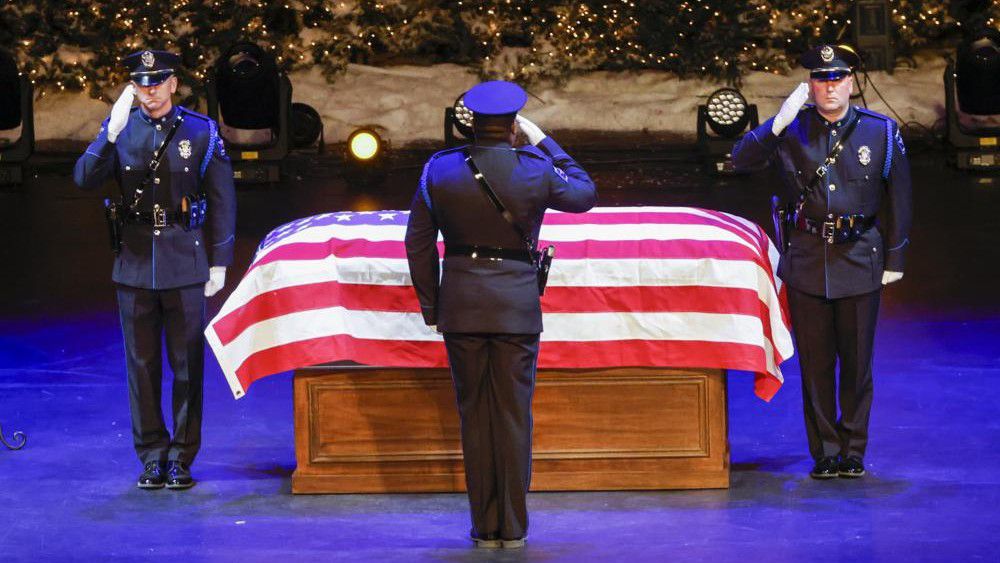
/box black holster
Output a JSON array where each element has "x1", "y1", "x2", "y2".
[
  {"x1": 104, "y1": 198, "x2": 123, "y2": 254},
  {"x1": 180, "y1": 193, "x2": 208, "y2": 231},
  {"x1": 536, "y1": 245, "x2": 555, "y2": 295},
  {"x1": 771, "y1": 195, "x2": 790, "y2": 253}
]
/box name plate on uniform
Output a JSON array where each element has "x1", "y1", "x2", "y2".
[
  {"x1": 980, "y1": 137, "x2": 998, "y2": 147},
  {"x1": 241, "y1": 151, "x2": 260, "y2": 160}
]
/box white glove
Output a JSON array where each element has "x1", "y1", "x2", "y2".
[
  {"x1": 771, "y1": 82, "x2": 809, "y2": 136},
  {"x1": 204, "y1": 266, "x2": 226, "y2": 297},
  {"x1": 107, "y1": 84, "x2": 135, "y2": 143},
  {"x1": 881, "y1": 270, "x2": 903, "y2": 285},
  {"x1": 516, "y1": 114, "x2": 547, "y2": 146}
]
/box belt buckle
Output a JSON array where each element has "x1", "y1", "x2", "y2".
[
  {"x1": 153, "y1": 205, "x2": 167, "y2": 228},
  {"x1": 821, "y1": 221, "x2": 835, "y2": 244}
]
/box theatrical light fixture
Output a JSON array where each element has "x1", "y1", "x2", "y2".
[
  {"x1": 443, "y1": 93, "x2": 475, "y2": 147},
  {"x1": 348, "y1": 129, "x2": 381, "y2": 160},
  {"x1": 697, "y1": 88, "x2": 758, "y2": 174},
  {"x1": 343, "y1": 127, "x2": 389, "y2": 186},
  {"x1": 945, "y1": 28, "x2": 1000, "y2": 171},
  {"x1": 704, "y1": 88, "x2": 751, "y2": 138},
  {"x1": 290, "y1": 102, "x2": 324, "y2": 151},
  {"x1": 206, "y1": 42, "x2": 293, "y2": 183},
  {"x1": 0, "y1": 49, "x2": 34, "y2": 186}
]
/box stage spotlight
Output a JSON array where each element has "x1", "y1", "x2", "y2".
[
  {"x1": 206, "y1": 41, "x2": 292, "y2": 183},
  {"x1": 0, "y1": 50, "x2": 34, "y2": 185},
  {"x1": 349, "y1": 130, "x2": 381, "y2": 160},
  {"x1": 291, "y1": 102, "x2": 324, "y2": 151},
  {"x1": 443, "y1": 93, "x2": 475, "y2": 147},
  {"x1": 343, "y1": 127, "x2": 389, "y2": 186},
  {"x1": 697, "y1": 88, "x2": 758, "y2": 174},
  {"x1": 945, "y1": 28, "x2": 1000, "y2": 170}
]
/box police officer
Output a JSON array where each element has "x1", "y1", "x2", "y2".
[
  {"x1": 74, "y1": 50, "x2": 236, "y2": 490},
  {"x1": 405, "y1": 81, "x2": 596, "y2": 547},
  {"x1": 732, "y1": 45, "x2": 912, "y2": 480}
]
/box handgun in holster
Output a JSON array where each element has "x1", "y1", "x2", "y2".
[
  {"x1": 536, "y1": 245, "x2": 556, "y2": 296},
  {"x1": 104, "y1": 198, "x2": 124, "y2": 255},
  {"x1": 770, "y1": 195, "x2": 790, "y2": 253}
]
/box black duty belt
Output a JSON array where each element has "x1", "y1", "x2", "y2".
[
  {"x1": 124, "y1": 208, "x2": 180, "y2": 227},
  {"x1": 445, "y1": 244, "x2": 533, "y2": 263},
  {"x1": 792, "y1": 213, "x2": 876, "y2": 244}
]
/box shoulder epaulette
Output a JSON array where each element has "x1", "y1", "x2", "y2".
[
  {"x1": 855, "y1": 106, "x2": 893, "y2": 123},
  {"x1": 428, "y1": 145, "x2": 466, "y2": 161},
  {"x1": 178, "y1": 106, "x2": 211, "y2": 122},
  {"x1": 514, "y1": 145, "x2": 551, "y2": 161}
]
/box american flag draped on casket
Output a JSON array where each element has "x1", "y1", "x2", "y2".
[{"x1": 205, "y1": 206, "x2": 794, "y2": 401}]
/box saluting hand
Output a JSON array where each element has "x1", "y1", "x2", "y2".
[
  {"x1": 107, "y1": 84, "x2": 136, "y2": 143},
  {"x1": 516, "y1": 114, "x2": 547, "y2": 146},
  {"x1": 771, "y1": 82, "x2": 809, "y2": 136}
]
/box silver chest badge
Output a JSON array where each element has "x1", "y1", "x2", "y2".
[
  {"x1": 178, "y1": 139, "x2": 192, "y2": 160},
  {"x1": 141, "y1": 50, "x2": 155, "y2": 69},
  {"x1": 820, "y1": 45, "x2": 835, "y2": 63},
  {"x1": 858, "y1": 145, "x2": 871, "y2": 166}
]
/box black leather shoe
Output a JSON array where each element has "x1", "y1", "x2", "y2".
[
  {"x1": 810, "y1": 456, "x2": 840, "y2": 479},
  {"x1": 165, "y1": 461, "x2": 195, "y2": 490},
  {"x1": 838, "y1": 456, "x2": 866, "y2": 478},
  {"x1": 137, "y1": 461, "x2": 166, "y2": 489},
  {"x1": 469, "y1": 529, "x2": 501, "y2": 549}
]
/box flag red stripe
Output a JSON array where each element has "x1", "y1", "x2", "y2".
[
  {"x1": 213, "y1": 280, "x2": 779, "y2": 347},
  {"x1": 249, "y1": 238, "x2": 771, "y2": 273},
  {"x1": 233, "y1": 336, "x2": 781, "y2": 401},
  {"x1": 540, "y1": 210, "x2": 762, "y2": 244},
  {"x1": 251, "y1": 211, "x2": 766, "y2": 268}
]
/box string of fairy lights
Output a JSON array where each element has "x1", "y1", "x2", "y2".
[{"x1": 3, "y1": 0, "x2": 997, "y2": 100}]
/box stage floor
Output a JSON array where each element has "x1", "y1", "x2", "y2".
[{"x1": 1, "y1": 140, "x2": 998, "y2": 561}]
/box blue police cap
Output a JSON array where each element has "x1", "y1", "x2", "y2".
[
  {"x1": 123, "y1": 50, "x2": 181, "y2": 86},
  {"x1": 462, "y1": 80, "x2": 528, "y2": 116},
  {"x1": 800, "y1": 44, "x2": 860, "y2": 81}
]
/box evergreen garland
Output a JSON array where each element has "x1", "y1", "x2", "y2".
[{"x1": 1, "y1": 0, "x2": 996, "y2": 101}]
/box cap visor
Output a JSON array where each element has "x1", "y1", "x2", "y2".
[
  {"x1": 810, "y1": 70, "x2": 850, "y2": 81},
  {"x1": 130, "y1": 71, "x2": 174, "y2": 87}
]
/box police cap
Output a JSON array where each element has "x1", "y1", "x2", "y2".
[
  {"x1": 123, "y1": 50, "x2": 181, "y2": 86},
  {"x1": 462, "y1": 80, "x2": 528, "y2": 117},
  {"x1": 800, "y1": 44, "x2": 860, "y2": 81}
]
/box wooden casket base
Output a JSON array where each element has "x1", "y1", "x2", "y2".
[{"x1": 292, "y1": 366, "x2": 729, "y2": 493}]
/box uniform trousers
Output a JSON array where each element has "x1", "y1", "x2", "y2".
[
  {"x1": 787, "y1": 286, "x2": 881, "y2": 461},
  {"x1": 443, "y1": 332, "x2": 540, "y2": 541},
  {"x1": 116, "y1": 283, "x2": 205, "y2": 465}
]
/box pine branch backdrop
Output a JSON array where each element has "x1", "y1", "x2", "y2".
[{"x1": 1, "y1": 0, "x2": 996, "y2": 103}]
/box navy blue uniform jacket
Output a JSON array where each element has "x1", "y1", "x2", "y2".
[
  {"x1": 74, "y1": 106, "x2": 237, "y2": 290},
  {"x1": 732, "y1": 105, "x2": 912, "y2": 299},
  {"x1": 405, "y1": 137, "x2": 597, "y2": 334}
]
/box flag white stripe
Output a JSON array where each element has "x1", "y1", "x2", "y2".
[
  {"x1": 253, "y1": 219, "x2": 766, "y2": 263},
  {"x1": 214, "y1": 308, "x2": 783, "y2": 382},
  {"x1": 217, "y1": 256, "x2": 782, "y2": 320}
]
